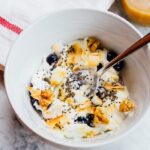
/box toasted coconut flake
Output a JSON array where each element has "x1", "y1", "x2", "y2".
[
  {"x1": 104, "y1": 82, "x2": 124, "y2": 90},
  {"x1": 119, "y1": 99, "x2": 135, "y2": 112},
  {"x1": 40, "y1": 98, "x2": 51, "y2": 108},
  {"x1": 46, "y1": 115, "x2": 64, "y2": 127},
  {"x1": 90, "y1": 40, "x2": 100, "y2": 52},
  {"x1": 67, "y1": 53, "x2": 75, "y2": 65},
  {"x1": 76, "y1": 101, "x2": 92, "y2": 111},
  {"x1": 72, "y1": 43, "x2": 84, "y2": 54},
  {"x1": 41, "y1": 90, "x2": 52, "y2": 99},
  {"x1": 83, "y1": 131, "x2": 98, "y2": 138},
  {"x1": 87, "y1": 37, "x2": 101, "y2": 52},
  {"x1": 87, "y1": 37, "x2": 96, "y2": 47},
  {"x1": 88, "y1": 52, "x2": 102, "y2": 68},
  {"x1": 28, "y1": 87, "x2": 54, "y2": 109},
  {"x1": 94, "y1": 107, "x2": 109, "y2": 124},
  {"x1": 50, "y1": 67, "x2": 67, "y2": 87},
  {"x1": 28, "y1": 86, "x2": 41, "y2": 100},
  {"x1": 40, "y1": 90, "x2": 54, "y2": 109},
  {"x1": 51, "y1": 81, "x2": 59, "y2": 87},
  {"x1": 46, "y1": 115, "x2": 68, "y2": 129}
]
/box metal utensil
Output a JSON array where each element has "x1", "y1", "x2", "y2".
[{"x1": 100, "y1": 32, "x2": 150, "y2": 77}]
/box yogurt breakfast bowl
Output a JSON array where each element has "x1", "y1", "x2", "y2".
[
  {"x1": 4, "y1": 9, "x2": 150, "y2": 148},
  {"x1": 28, "y1": 37, "x2": 135, "y2": 140}
]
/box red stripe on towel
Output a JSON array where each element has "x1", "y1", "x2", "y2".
[{"x1": 0, "y1": 16, "x2": 22, "y2": 34}]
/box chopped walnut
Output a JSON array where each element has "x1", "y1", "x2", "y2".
[
  {"x1": 28, "y1": 86, "x2": 41, "y2": 100},
  {"x1": 40, "y1": 90, "x2": 54, "y2": 108},
  {"x1": 67, "y1": 53, "x2": 75, "y2": 65},
  {"x1": 46, "y1": 115, "x2": 64, "y2": 128},
  {"x1": 90, "y1": 40, "x2": 100, "y2": 52},
  {"x1": 46, "y1": 115, "x2": 69, "y2": 130},
  {"x1": 28, "y1": 87, "x2": 54, "y2": 109},
  {"x1": 72, "y1": 43, "x2": 84, "y2": 54},
  {"x1": 50, "y1": 67, "x2": 67, "y2": 87},
  {"x1": 87, "y1": 37, "x2": 100, "y2": 52},
  {"x1": 40, "y1": 98, "x2": 51, "y2": 108},
  {"x1": 94, "y1": 107, "x2": 109, "y2": 124},
  {"x1": 51, "y1": 81, "x2": 59, "y2": 87},
  {"x1": 87, "y1": 37, "x2": 96, "y2": 47},
  {"x1": 76, "y1": 100, "x2": 92, "y2": 112},
  {"x1": 88, "y1": 53, "x2": 102, "y2": 68},
  {"x1": 119, "y1": 99, "x2": 135, "y2": 112},
  {"x1": 41, "y1": 90, "x2": 51, "y2": 99},
  {"x1": 104, "y1": 82, "x2": 124, "y2": 90}
]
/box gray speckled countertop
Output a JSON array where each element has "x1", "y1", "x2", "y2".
[{"x1": 0, "y1": 1, "x2": 150, "y2": 150}]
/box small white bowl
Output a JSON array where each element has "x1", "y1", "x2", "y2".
[{"x1": 4, "y1": 9, "x2": 150, "y2": 148}]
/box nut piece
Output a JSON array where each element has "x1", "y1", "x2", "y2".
[
  {"x1": 87, "y1": 37, "x2": 101, "y2": 52},
  {"x1": 83, "y1": 131, "x2": 97, "y2": 138},
  {"x1": 119, "y1": 99, "x2": 135, "y2": 112},
  {"x1": 72, "y1": 43, "x2": 84, "y2": 54},
  {"x1": 28, "y1": 86, "x2": 41, "y2": 100},
  {"x1": 50, "y1": 67, "x2": 67, "y2": 87},
  {"x1": 40, "y1": 98, "x2": 51, "y2": 108},
  {"x1": 40, "y1": 90, "x2": 54, "y2": 108},
  {"x1": 88, "y1": 53, "x2": 102, "y2": 68},
  {"x1": 41, "y1": 90, "x2": 52, "y2": 99},
  {"x1": 46, "y1": 115, "x2": 64, "y2": 128},
  {"x1": 104, "y1": 82, "x2": 124, "y2": 90},
  {"x1": 90, "y1": 40, "x2": 100, "y2": 52},
  {"x1": 94, "y1": 107, "x2": 109, "y2": 124}
]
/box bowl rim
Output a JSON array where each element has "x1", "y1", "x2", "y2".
[{"x1": 4, "y1": 8, "x2": 150, "y2": 148}]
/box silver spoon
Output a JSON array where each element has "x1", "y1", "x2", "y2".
[{"x1": 100, "y1": 32, "x2": 150, "y2": 77}]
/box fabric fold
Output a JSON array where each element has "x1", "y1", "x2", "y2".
[{"x1": 0, "y1": 0, "x2": 114, "y2": 70}]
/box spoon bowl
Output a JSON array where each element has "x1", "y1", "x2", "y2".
[{"x1": 101, "y1": 32, "x2": 150, "y2": 76}]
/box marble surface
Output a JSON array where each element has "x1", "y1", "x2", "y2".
[{"x1": 0, "y1": 1, "x2": 150, "y2": 150}]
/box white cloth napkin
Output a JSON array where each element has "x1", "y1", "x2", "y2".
[{"x1": 0, "y1": 0, "x2": 114, "y2": 70}]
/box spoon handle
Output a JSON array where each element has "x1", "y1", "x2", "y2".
[{"x1": 104, "y1": 32, "x2": 150, "y2": 71}]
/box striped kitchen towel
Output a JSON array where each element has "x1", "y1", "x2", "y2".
[{"x1": 0, "y1": 0, "x2": 114, "y2": 70}]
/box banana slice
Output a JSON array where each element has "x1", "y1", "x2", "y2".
[{"x1": 122, "y1": 0, "x2": 150, "y2": 26}]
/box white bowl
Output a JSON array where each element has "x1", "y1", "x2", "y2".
[{"x1": 4, "y1": 9, "x2": 150, "y2": 148}]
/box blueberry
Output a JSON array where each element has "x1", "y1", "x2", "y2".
[
  {"x1": 97, "y1": 63, "x2": 103, "y2": 71},
  {"x1": 36, "y1": 109, "x2": 42, "y2": 115},
  {"x1": 113, "y1": 61, "x2": 124, "y2": 71},
  {"x1": 30, "y1": 97, "x2": 36, "y2": 105},
  {"x1": 29, "y1": 93, "x2": 36, "y2": 105},
  {"x1": 86, "y1": 114, "x2": 94, "y2": 121},
  {"x1": 46, "y1": 53, "x2": 58, "y2": 65},
  {"x1": 30, "y1": 96, "x2": 38, "y2": 109},
  {"x1": 76, "y1": 116, "x2": 87, "y2": 123},
  {"x1": 86, "y1": 113, "x2": 94, "y2": 127},
  {"x1": 107, "y1": 51, "x2": 117, "y2": 61},
  {"x1": 96, "y1": 87, "x2": 106, "y2": 99},
  {"x1": 75, "y1": 114, "x2": 94, "y2": 127},
  {"x1": 29, "y1": 92, "x2": 38, "y2": 108},
  {"x1": 107, "y1": 51, "x2": 124, "y2": 71}
]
